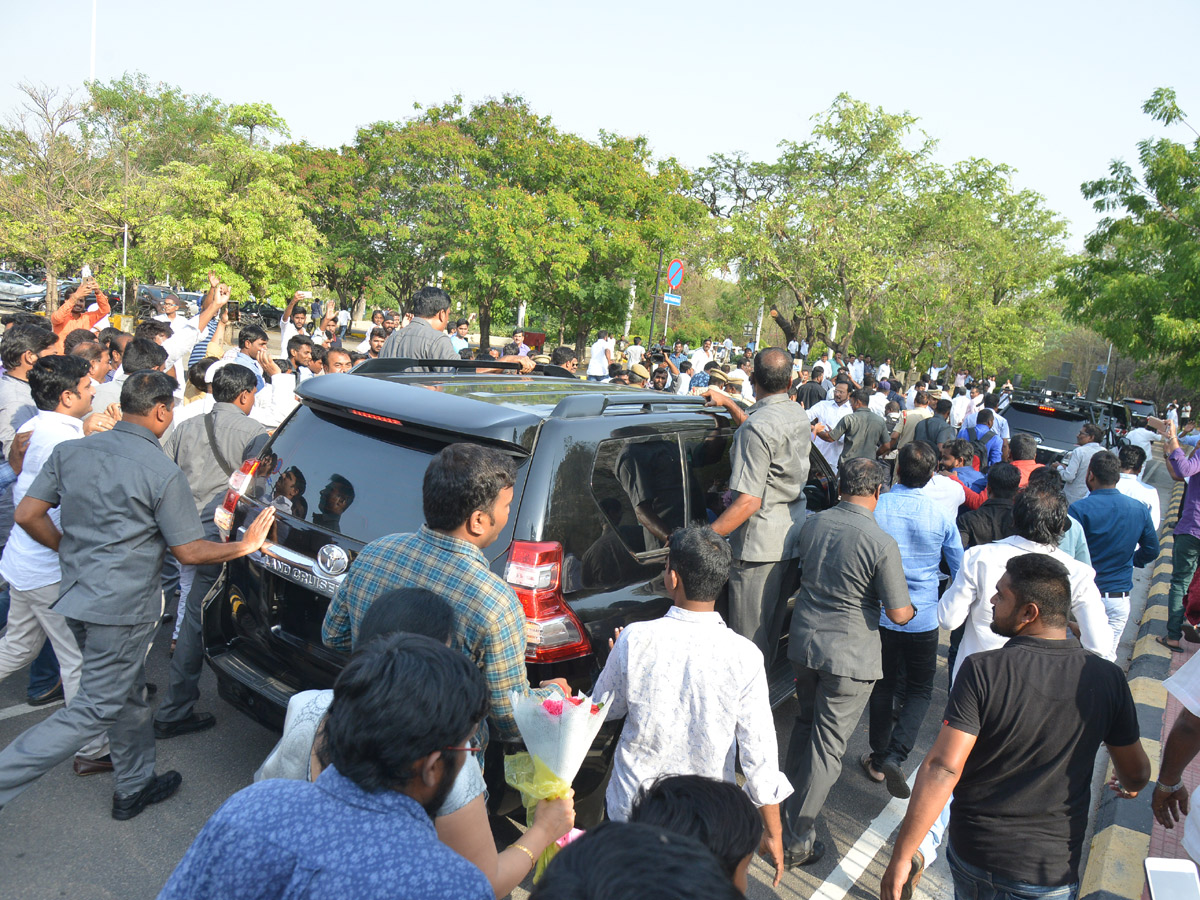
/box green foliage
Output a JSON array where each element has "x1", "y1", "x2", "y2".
[{"x1": 1059, "y1": 89, "x2": 1200, "y2": 387}]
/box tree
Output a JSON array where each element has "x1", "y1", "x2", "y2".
[
  {"x1": 0, "y1": 84, "x2": 107, "y2": 311},
  {"x1": 137, "y1": 132, "x2": 320, "y2": 301},
  {"x1": 1059, "y1": 88, "x2": 1200, "y2": 387}
]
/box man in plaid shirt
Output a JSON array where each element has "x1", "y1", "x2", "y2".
[{"x1": 322, "y1": 443, "x2": 567, "y2": 742}]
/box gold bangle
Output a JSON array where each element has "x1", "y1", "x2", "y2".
[{"x1": 511, "y1": 842, "x2": 537, "y2": 866}]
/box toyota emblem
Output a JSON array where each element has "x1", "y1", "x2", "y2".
[{"x1": 316, "y1": 544, "x2": 349, "y2": 577}]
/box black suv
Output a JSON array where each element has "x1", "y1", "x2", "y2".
[
  {"x1": 1003, "y1": 394, "x2": 1119, "y2": 464},
  {"x1": 203, "y1": 361, "x2": 837, "y2": 823}
]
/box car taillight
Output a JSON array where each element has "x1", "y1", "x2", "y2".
[
  {"x1": 214, "y1": 459, "x2": 259, "y2": 538},
  {"x1": 505, "y1": 540, "x2": 591, "y2": 663}
]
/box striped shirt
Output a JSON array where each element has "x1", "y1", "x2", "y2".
[{"x1": 321, "y1": 525, "x2": 559, "y2": 742}]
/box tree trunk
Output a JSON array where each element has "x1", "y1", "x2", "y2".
[
  {"x1": 478, "y1": 301, "x2": 492, "y2": 351},
  {"x1": 45, "y1": 266, "x2": 59, "y2": 315},
  {"x1": 557, "y1": 308, "x2": 566, "y2": 346}
]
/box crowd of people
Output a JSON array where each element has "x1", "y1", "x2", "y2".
[{"x1": 0, "y1": 280, "x2": 1191, "y2": 900}]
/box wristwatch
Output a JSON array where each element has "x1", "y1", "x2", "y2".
[{"x1": 1155, "y1": 780, "x2": 1184, "y2": 793}]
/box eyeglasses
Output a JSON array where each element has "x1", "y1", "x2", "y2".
[{"x1": 443, "y1": 737, "x2": 483, "y2": 754}]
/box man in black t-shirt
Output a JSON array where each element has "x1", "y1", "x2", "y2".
[{"x1": 880, "y1": 553, "x2": 1150, "y2": 900}]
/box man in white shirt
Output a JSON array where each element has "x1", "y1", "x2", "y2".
[
  {"x1": 1115, "y1": 445, "x2": 1161, "y2": 529},
  {"x1": 876, "y1": 358, "x2": 892, "y2": 382},
  {"x1": 920, "y1": 471, "x2": 967, "y2": 521},
  {"x1": 0, "y1": 355, "x2": 109, "y2": 772},
  {"x1": 848, "y1": 354, "x2": 865, "y2": 387},
  {"x1": 1126, "y1": 424, "x2": 1162, "y2": 481},
  {"x1": 787, "y1": 339, "x2": 799, "y2": 356},
  {"x1": 807, "y1": 382, "x2": 853, "y2": 472},
  {"x1": 624, "y1": 337, "x2": 645, "y2": 368},
  {"x1": 1056, "y1": 423, "x2": 1106, "y2": 505},
  {"x1": 278, "y1": 293, "x2": 311, "y2": 348},
  {"x1": 335, "y1": 307, "x2": 351, "y2": 338},
  {"x1": 950, "y1": 388, "x2": 971, "y2": 429},
  {"x1": 868, "y1": 382, "x2": 889, "y2": 417},
  {"x1": 939, "y1": 483, "x2": 1113, "y2": 679},
  {"x1": 586, "y1": 330, "x2": 615, "y2": 381},
  {"x1": 592, "y1": 525, "x2": 791, "y2": 881},
  {"x1": 673, "y1": 360, "x2": 692, "y2": 395},
  {"x1": 691, "y1": 339, "x2": 715, "y2": 372}
]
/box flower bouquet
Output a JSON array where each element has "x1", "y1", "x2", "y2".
[{"x1": 505, "y1": 690, "x2": 611, "y2": 881}]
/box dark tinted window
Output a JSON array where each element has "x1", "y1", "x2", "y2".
[
  {"x1": 245, "y1": 406, "x2": 442, "y2": 542},
  {"x1": 1005, "y1": 406, "x2": 1088, "y2": 448},
  {"x1": 682, "y1": 429, "x2": 734, "y2": 526},
  {"x1": 591, "y1": 435, "x2": 686, "y2": 556}
]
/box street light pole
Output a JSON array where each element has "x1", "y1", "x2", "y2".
[{"x1": 89, "y1": 0, "x2": 97, "y2": 82}]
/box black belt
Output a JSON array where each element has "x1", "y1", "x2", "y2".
[{"x1": 1099, "y1": 591, "x2": 1130, "y2": 599}]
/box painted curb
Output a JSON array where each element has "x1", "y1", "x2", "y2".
[{"x1": 1081, "y1": 481, "x2": 1185, "y2": 900}]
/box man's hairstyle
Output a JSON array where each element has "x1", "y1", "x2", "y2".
[
  {"x1": 513, "y1": 328, "x2": 524, "y2": 337},
  {"x1": 62, "y1": 328, "x2": 97, "y2": 356},
  {"x1": 455, "y1": 318, "x2": 469, "y2": 328},
  {"x1": 327, "y1": 473, "x2": 356, "y2": 501},
  {"x1": 810, "y1": 365, "x2": 824, "y2": 380},
  {"x1": 70, "y1": 340, "x2": 103, "y2": 365},
  {"x1": 29, "y1": 355, "x2": 90, "y2": 411},
  {"x1": 944, "y1": 438, "x2": 974, "y2": 465},
  {"x1": 608, "y1": 362, "x2": 625, "y2": 378},
  {"x1": 666, "y1": 526, "x2": 732, "y2": 603},
  {"x1": 410, "y1": 286, "x2": 452, "y2": 319},
  {"x1": 752, "y1": 347, "x2": 792, "y2": 394},
  {"x1": 322, "y1": 633, "x2": 489, "y2": 793},
  {"x1": 98, "y1": 327, "x2": 129, "y2": 352},
  {"x1": 983, "y1": 392, "x2": 1000, "y2": 410},
  {"x1": 286, "y1": 334, "x2": 314, "y2": 356},
  {"x1": 369, "y1": 326, "x2": 387, "y2": 340},
  {"x1": 839, "y1": 457, "x2": 884, "y2": 497},
  {"x1": 323, "y1": 348, "x2": 352, "y2": 371},
  {"x1": 211, "y1": 363, "x2": 258, "y2": 403},
  {"x1": 422, "y1": 443, "x2": 517, "y2": 531},
  {"x1": 309, "y1": 343, "x2": 327, "y2": 363},
  {"x1": 1119, "y1": 444, "x2": 1147, "y2": 472},
  {"x1": 1026, "y1": 464, "x2": 1065, "y2": 493},
  {"x1": 550, "y1": 346, "x2": 577, "y2": 366},
  {"x1": 678, "y1": 360, "x2": 692, "y2": 373},
  {"x1": 1005, "y1": 552, "x2": 1072, "y2": 626},
  {"x1": 0, "y1": 324, "x2": 56, "y2": 370},
  {"x1": 281, "y1": 465, "x2": 307, "y2": 498},
  {"x1": 985, "y1": 461, "x2": 1022, "y2": 499},
  {"x1": 133, "y1": 319, "x2": 172, "y2": 343},
  {"x1": 120, "y1": 370, "x2": 177, "y2": 415},
  {"x1": 851, "y1": 388, "x2": 872, "y2": 406},
  {"x1": 238, "y1": 324, "x2": 268, "y2": 349},
  {"x1": 630, "y1": 775, "x2": 762, "y2": 882},
  {"x1": 1081, "y1": 423, "x2": 1104, "y2": 443},
  {"x1": 0, "y1": 311, "x2": 45, "y2": 329},
  {"x1": 502, "y1": 342, "x2": 520, "y2": 357},
  {"x1": 976, "y1": 408, "x2": 994, "y2": 426},
  {"x1": 703, "y1": 360, "x2": 720, "y2": 373},
  {"x1": 597, "y1": 330, "x2": 609, "y2": 340},
  {"x1": 914, "y1": 389, "x2": 929, "y2": 406},
  {"x1": 121, "y1": 337, "x2": 168, "y2": 373},
  {"x1": 354, "y1": 588, "x2": 455, "y2": 651},
  {"x1": 1009, "y1": 433, "x2": 1037, "y2": 461},
  {"x1": 896, "y1": 440, "x2": 937, "y2": 488},
  {"x1": 935, "y1": 398, "x2": 953, "y2": 416},
  {"x1": 348, "y1": 350, "x2": 367, "y2": 362},
  {"x1": 529, "y1": 821, "x2": 741, "y2": 900},
  {"x1": 1012, "y1": 482, "x2": 1069, "y2": 545},
  {"x1": 187, "y1": 356, "x2": 219, "y2": 392},
  {"x1": 1088, "y1": 450, "x2": 1121, "y2": 487}
]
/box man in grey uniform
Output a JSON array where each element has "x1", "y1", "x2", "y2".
[
  {"x1": 0, "y1": 371, "x2": 275, "y2": 819},
  {"x1": 781, "y1": 458, "x2": 914, "y2": 866},
  {"x1": 703, "y1": 347, "x2": 810, "y2": 667}
]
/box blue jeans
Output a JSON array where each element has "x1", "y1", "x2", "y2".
[
  {"x1": 948, "y1": 843, "x2": 1078, "y2": 900},
  {"x1": 0, "y1": 584, "x2": 61, "y2": 697}
]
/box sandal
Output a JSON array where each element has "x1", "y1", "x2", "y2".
[
  {"x1": 1157, "y1": 635, "x2": 1186, "y2": 653},
  {"x1": 860, "y1": 753, "x2": 885, "y2": 783}
]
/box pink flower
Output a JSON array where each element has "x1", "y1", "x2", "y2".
[
  {"x1": 542, "y1": 698, "x2": 563, "y2": 716},
  {"x1": 590, "y1": 704, "x2": 600, "y2": 715},
  {"x1": 566, "y1": 696, "x2": 585, "y2": 707}
]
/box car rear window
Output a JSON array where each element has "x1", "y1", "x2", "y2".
[
  {"x1": 1005, "y1": 406, "x2": 1088, "y2": 448},
  {"x1": 245, "y1": 406, "x2": 445, "y2": 542}
]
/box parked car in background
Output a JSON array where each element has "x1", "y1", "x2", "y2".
[
  {"x1": 1004, "y1": 396, "x2": 1108, "y2": 464},
  {"x1": 204, "y1": 361, "x2": 839, "y2": 825},
  {"x1": 137, "y1": 284, "x2": 197, "y2": 320},
  {"x1": 239, "y1": 300, "x2": 284, "y2": 329},
  {"x1": 20, "y1": 280, "x2": 86, "y2": 313},
  {"x1": 0, "y1": 271, "x2": 43, "y2": 302}
]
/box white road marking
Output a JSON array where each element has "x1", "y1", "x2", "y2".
[
  {"x1": 808, "y1": 769, "x2": 919, "y2": 900},
  {"x1": 0, "y1": 700, "x2": 62, "y2": 722}
]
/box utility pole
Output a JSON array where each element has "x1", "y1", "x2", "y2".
[
  {"x1": 121, "y1": 223, "x2": 128, "y2": 316},
  {"x1": 89, "y1": 0, "x2": 97, "y2": 82},
  {"x1": 647, "y1": 249, "x2": 663, "y2": 345},
  {"x1": 623, "y1": 277, "x2": 635, "y2": 338}
]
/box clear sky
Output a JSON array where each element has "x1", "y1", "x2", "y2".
[{"x1": 5, "y1": 0, "x2": 1199, "y2": 249}]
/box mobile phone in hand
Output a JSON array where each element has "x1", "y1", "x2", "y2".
[
  {"x1": 1147, "y1": 416, "x2": 1168, "y2": 434},
  {"x1": 227, "y1": 300, "x2": 240, "y2": 323},
  {"x1": 1144, "y1": 858, "x2": 1200, "y2": 900}
]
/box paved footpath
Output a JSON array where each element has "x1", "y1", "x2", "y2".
[{"x1": 1081, "y1": 480, "x2": 1200, "y2": 900}]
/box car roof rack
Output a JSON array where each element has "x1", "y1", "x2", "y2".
[
  {"x1": 351, "y1": 357, "x2": 576, "y2": 379},
  {"x1": 549, "y1": 393, "x2": 709, "y2": 419}
]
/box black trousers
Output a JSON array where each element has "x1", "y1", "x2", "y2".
[{"x1": 868, "y1": 627, "x2": 939, "y2": 769}]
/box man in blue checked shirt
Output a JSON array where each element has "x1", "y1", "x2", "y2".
[
  {"x1": 864, "y1": 442, "x2": 964, "y2": 800},
  {"x1": 322, "y1": 443, "x2": 568, "y2": 746}
]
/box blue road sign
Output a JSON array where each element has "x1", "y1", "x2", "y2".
[{"x1": 663, "y1": 292, "x2": 681, "y2": 306}]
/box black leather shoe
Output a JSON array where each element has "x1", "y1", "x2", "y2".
[
  {"x1": 27, "y1": 680, "x2": 64, "y2": 707},
  {"x1": 111, "y1": 771, "x2": 182, "y2": 820},
  {"x1": 74, "y1": 754, "x2": 114, "y2": 776},
  {"x1": 784, "y1": 839, "x2": 825, "y2": 868},
  {"x1": 154, "y1": 712, "x2": 215, "y2": 739}
]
